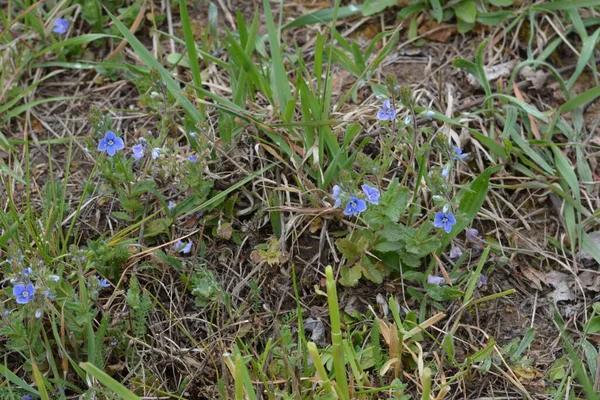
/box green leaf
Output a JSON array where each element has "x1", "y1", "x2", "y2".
[
  {"x1": 430, "y1": 0, "x2": 443, "y2": 22},
  {"x1": 283, "y1": 5, "x2": 362, "y2": 29},
  {"x1": 380, "y1": 180, "x2": 409, "y2": 222},
  {"x1": 487, "y1": 0, "x2": 513, "y2": 6},
  {"x1": 362, "y1": 0, "x2": 397, "y2": 16},
  {"x1": 144, "y1": 218, "x2": 171, "y2": 237},
  {"x1": 105, "y1": 10, "x2": 204, "y2": 124},
  {"x1": 453, "y1": 0, "x2": 477, "y2": 24},
  {"x1": 262, "y1": 0, "x2": 292, "y2": 114},
  {"x1": 559, "y1": 84, "x2": 600, "y2": 114},
  {"x1": 80, "y1": 362, "x2": 140, "y2": 400},
  {"x1": 476, "y1": 10, "x2": 515, "y2": 26},
  {"x1": 359, "y1": 256, "x2": 384, "y2": 283},
  {"x1": 340, "y1": 265, "x2": 362, "y2": 287}
]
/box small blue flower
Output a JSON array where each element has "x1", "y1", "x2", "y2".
[
  {"x1": 361, "y1": 184, "x2": 380, "y2": 205},
  {"x1": 344, "y1": 197, "x2": 367, "y2": 216},
  {"x1": 44, "y1": 289, "x2": 56, "y2": 300},
  {"x1": 49, "y1": 275, "x2": 60, "y2": 282},
  {"x1": 477, "y1": 274, "x2": 488, "y2": 288},
  {"x1": 404, "y1": 116, "x2": 411, "y2": 125},
  {"x1": 188, "y1": 155, "x2": 198, "y2": 162},
  {"x1": 53, "y1": 18, "x2": 69, "y2": 34},
  {"x1": 132, "y1": 144, "x2": 144, "y2": 160},
  {"x1": 449, "y1": 246, "x2": 462, "y2": 259},
  {"x1": 425, "y1": 110, "x2": 435, "y2": 118},
  {"x1": 332, "y1": 185, "x2": 343, "y2": 208},
  {"x1": 442, "y1": 164, "x2": 452, "y2": 177},
  {"x1": 174, "y1": 239, "x2": 193, "y2": 254},
  {"x1": 427, "y1": 275, "x2": 445, "y2": 285},
  {"x1": 22, "y1": 394, "x2": 34, "y2": 400},
  {"x1": 23, "y1": 267, "x2": 32, "y2": 277},
  {"x1": 433, "y1": 211, "x2": 456, "y2": 233},
  {"x1": 152, "y1": 148, "x2": 161, "y2": 160},
  {"x1": 13, "y1": 283, "x2": 35, "y2": 304},
  {"x1": 35, "y1": 310, "x2": 43, "y2": 318},
  {"x1": 465, "y1": 228, "x2": 480, "y2": 241},
  {"x1": 168, "y1": 201, "x2": 176, "y2": 211},
  {"x1": 97, "y1": 276, "x2": 110, "y2": 288},
  {"x1": 98, "y1": 131, "x2": 125, "y2": 156},
  {"x1": 377, "y1": 100, "x2": 396, "y2": 121},
  {"x1": 452, "y1": 147, "x2": 468, "y2": 160}
]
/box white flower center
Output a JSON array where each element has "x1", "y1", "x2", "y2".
[
  {"x1": 108, "y1": 140, "x2": 114, "y2": 146},
  {"x1": 22, "y1": 291, "x2": 29, "y2": 297}
]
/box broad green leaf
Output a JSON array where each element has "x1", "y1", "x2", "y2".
[
  {"x1": 453, "y1": 0, "x2": 477, "y2": 24},
  {"x1": 362, "y1": 0, "x2": 397, "y2": 16},
  {"x1": 430, "y1": 0, "x2": 443, "y2": 22}
]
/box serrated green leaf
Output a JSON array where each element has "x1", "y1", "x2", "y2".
[{"x1": 339, "y1": 265, "x2": 362, "y2": 287}]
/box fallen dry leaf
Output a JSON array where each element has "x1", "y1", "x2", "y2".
[{"x1": 418, "y1": 20, "x2": 456, "y2": 43}]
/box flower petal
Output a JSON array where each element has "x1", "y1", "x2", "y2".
[
  {"x1": 98, "y1": 138, "x2": 108, "y2": 151},
  {"x1": 13, "y1": 284, "x2": 25, "y2": 297},
  {"x1": 113, "y1": 136, "x2": 125, "y2": 151},
  {"x1": 377, "y1": 110, "x2": 389, "y2": 121},
  {"x1": 107, "y1": 146, "x2": 116, "y2": 156}
]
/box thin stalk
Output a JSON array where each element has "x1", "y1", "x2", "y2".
[
  {"x1": 325, "y1": 265, "x2": 349, "y2": 399},
  {"x1": 307, "y1": 342, "x2": 334, "y2": 396}
]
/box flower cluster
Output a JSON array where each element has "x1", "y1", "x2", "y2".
[
  {"x1": 331, "y1": 183, "x2": 380, "y2": 217},
  {"x1": 6, "y1": 253, "x2": 60, "y2": 313}
]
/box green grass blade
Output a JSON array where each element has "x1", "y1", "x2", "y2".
[
  {"x1": 105, "y1": 9, "x2": 204, "y2": 124},
  {"x1": 80, "y1": 362, "x2": 140, "y2": 400},
  {"x1": 0, "y1": 362, "x2": 39, "y2": 396},
  {"x1": 178, "y1": 0, "x2": 205, "y2": 118},
  {"x1": 262, "y1": 0, "x2": 291, "y2": 114}
]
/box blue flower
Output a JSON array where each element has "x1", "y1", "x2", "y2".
[
  {"x1": 449, "y1": 246, "x2": 462, "y2": 259},
  {"x1": 404, "y1": 116, "x2": 411, "y2": 125},
  {"x1": 174, "y1": 239, "x2": 193, "y2": 254},
  {"x1": 442, "y1": 163, "x2": 451, "y2": 177},
  {"x1": 48, "y1": 275, "x2": 60, "y2": 282},
  {"x1": 361, "y1": 183, "x2": 380, "y2": 205},
  {"x1": 23, "y1": 267, "x2": 32, "y2": 277},
  {"x1": 465, "y1": 228, "x2": 480, "y2": 241},
  {"x1": 132, "y1": 144, "x2": 144, "y2": 160},
  {"x1": 477, "y1": 274, "x2": 488, "y2": 288},
  {"x1": 427, "y1": 275, "x2": 445, "y2": 285},
  {"x1": 152, "y1": 148, "x2": 161, "y2": 159},
  {"x1": 344, "y1": 197, "x2": 367, "y2": 216},
  {"x1": 97, "y1": 276, "x2": 110, "y2": 288},
  {"x1": 433, "y1": 211, "x2": 456, "y2": 233},
  {"x1": 53, "y1": 18, "x2": 69, "y2": 34},
  {"x1": 425, "y1": 110, "x2": 435, "y2": 118},
  {"x1": 13, "y1": 283, "x2": 35, "y2": 304},
  {"x1": 452, "y1": 147, "x2": 468, "y2": 160},
  {"x1": 332, "y1": 185, "x2": 343, "y2": 208},
  {"x1": 168, "y1": 201, "x2": 176, "y2": 211},
  {"x1": 377, "y1": 100, "x2": 396, "y2": 121},
  {"x1": 98, "y1": 131, "x2": 125, "y2": 156},
  {"x1": 35, "y1": 310, "x2": 43, "y2": 318},
  {"x1": 44, "y1": 289, "x2": 56, "y2": 300},
  {"x1": 22, "y1": 394, "x2": 34, "y2": 400},
  {"x1": 188, "y1": 155, "x2": 198, "y2": 162}
]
